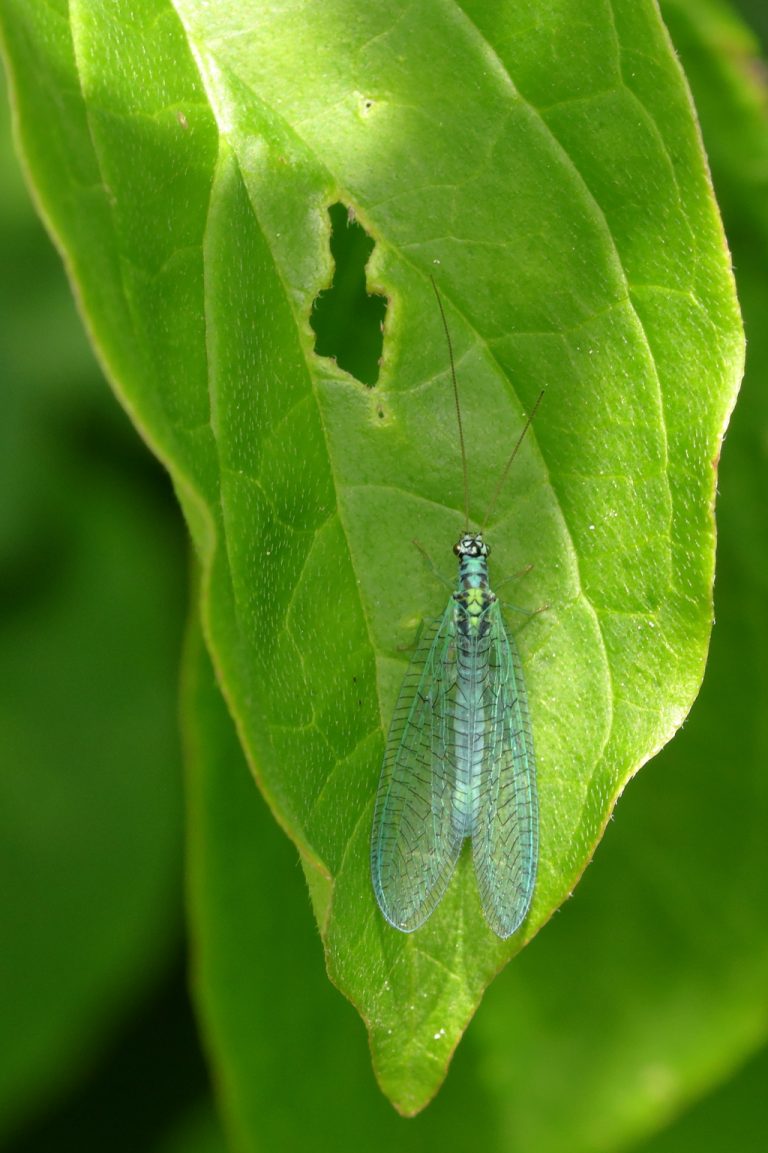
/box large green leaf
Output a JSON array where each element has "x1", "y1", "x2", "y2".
[
  {"x1": 187, "y1": 1, "x2": 768, "y2": 1142},
  {"x1": 1, "y1": 0, "x2": 742, "y2": 1111}
]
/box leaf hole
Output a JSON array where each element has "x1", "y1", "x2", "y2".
[{"x1": 311, "y1": 202, "x2": 386, "y2": 386}]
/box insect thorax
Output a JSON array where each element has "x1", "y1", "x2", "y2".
[
  {"x1": 453, "y1": 533, "x2": 495, "y2": 640},
  {"x1": 454, "y1": 533, "x2": 491, "y2": 590}
]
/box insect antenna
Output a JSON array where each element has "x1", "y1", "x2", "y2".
[
  {"x1": 482, "y1": 388, "x2": 545, "y2": 532},
  {"x1": 430, "y1": 275, "x2": 470, "y2": 530}
]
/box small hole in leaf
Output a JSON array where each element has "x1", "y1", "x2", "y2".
[{"x1": 311, "y1": 202, "x2": 386, "y2": 386}]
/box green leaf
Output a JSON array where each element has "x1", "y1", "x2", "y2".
[
  {"x1": 0, "y1": 79, "x2": 186, "y2": 1137},
  {"x1": 154, "y1": 1100, "x2": 231, "y2": 1153},
  {"x1": 0, "y1": 0, "x2": 743, "y2": 1112},
  {"x1": 184, "y1": 608, "x2": 496, "y2": 1151},
  {"x1": 631, "y1": 1045, "x2": 768, "y2": 1153}
]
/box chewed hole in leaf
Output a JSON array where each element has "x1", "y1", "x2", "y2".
[{"x1": 311, "y1": 202, "x2": 386, "y2": 386}]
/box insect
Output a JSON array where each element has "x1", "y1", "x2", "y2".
[{"x1": 370, "y1": 277, "x2": 541, "y2": 939}]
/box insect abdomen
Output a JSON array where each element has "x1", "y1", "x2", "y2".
[{"x1": 452, "y1": 593, "x2": 492, "y2": 837}]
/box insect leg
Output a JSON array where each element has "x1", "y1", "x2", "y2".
[{"x1": 411, "y1": 538, "x2": 453, "y2": 590}]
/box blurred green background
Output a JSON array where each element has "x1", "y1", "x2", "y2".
[
  {"x1": 0, "y1": 70, "x2": 206, "y2": 1152},
  {"x1": 2, "y1": 2, "x2": 768, "y2": 1150}
]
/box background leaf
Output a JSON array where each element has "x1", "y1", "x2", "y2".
[
  {"x1": 153, "y1": 1102, "x2": 229, "y2": 1153},
  {"x1": 0, "y1": 82, "x2": 187, "y2": 1141},
  {"x1": 632, "y1": 1045, "x2": 768, "y2": 1153}
]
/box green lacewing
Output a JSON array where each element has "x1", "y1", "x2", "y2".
[{"x1": 370, "y1": 278, "x2": 541, "y2": 937}]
